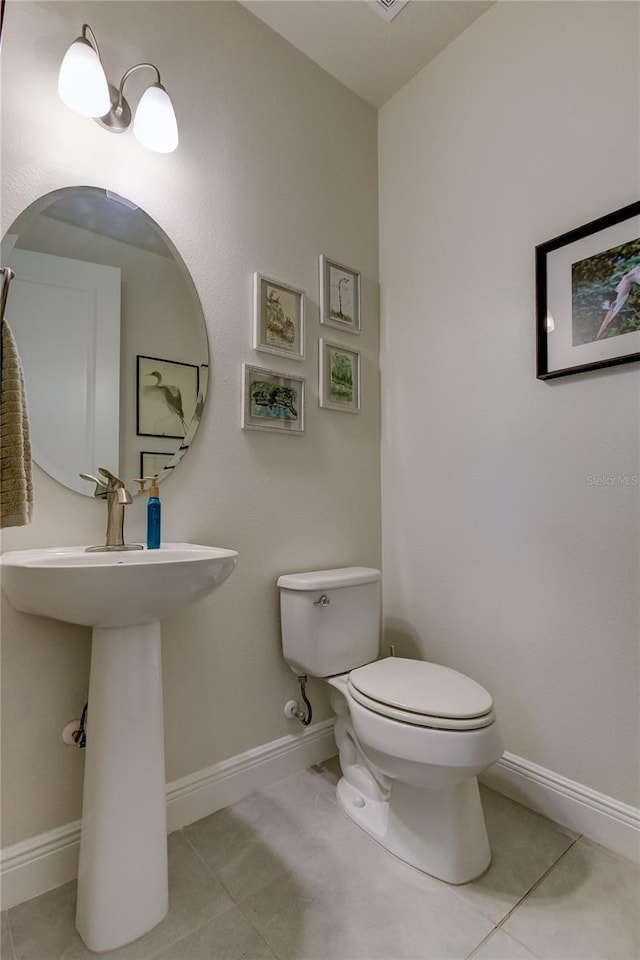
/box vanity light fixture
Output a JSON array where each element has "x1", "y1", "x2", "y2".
[{"x1": 58, "y1": 24, "x2": 179, "y2": 154}]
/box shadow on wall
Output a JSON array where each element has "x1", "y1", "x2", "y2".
[{"x1": 382, "y1": 617, "x2": 424, "y2": 660}]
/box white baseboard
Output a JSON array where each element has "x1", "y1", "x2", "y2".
[
  {"x1": 165, "y1": 717, "x2": 336, "y2": 832},
  {"x1": 480, "y1": 751, "x2": 640, "y2": 864},
  {"x1": 0, "y1": 718, "x2": 336, "y2": 911},
  {"x1": 0, "y1": 819, "x2": 82, "y2": 913}
]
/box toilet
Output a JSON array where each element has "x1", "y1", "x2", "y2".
[{"x1": 277, "y1": 566, "x2": 503, "y2": 884}]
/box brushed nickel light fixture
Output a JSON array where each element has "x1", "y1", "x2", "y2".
[{"x1": 58, "y1": 24, "x2": 179, "y2": 154}]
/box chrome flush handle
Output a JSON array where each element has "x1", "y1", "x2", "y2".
[{"x1": 314, "y1": 594, "x2": 330, "y2": 607}]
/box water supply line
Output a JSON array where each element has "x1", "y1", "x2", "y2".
[
  {"x1": 284, "y1": 675, "x2": 313, "y2": 726},
  {"x1": 74, "y1": 702, "x2": 88, "y2": 747}
]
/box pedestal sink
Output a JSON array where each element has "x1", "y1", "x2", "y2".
[{"x1": 0, "y1": 543, "x2": 238, "y2": 952}]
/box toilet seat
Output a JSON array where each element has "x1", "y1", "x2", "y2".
[{"x1": 347, "y1": 658, "x2": 495, "y2": 731}]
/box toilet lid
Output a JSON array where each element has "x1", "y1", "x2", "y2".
[{"x1": 348, "y1": 658, "x2": 493, "y2": 720}]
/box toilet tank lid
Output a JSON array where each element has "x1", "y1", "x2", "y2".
[{"x1": 277, "y1": 567, "x2": 381, "y2": 591}]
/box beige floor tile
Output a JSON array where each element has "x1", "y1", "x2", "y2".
[
  {"x1": 9, "y1": 833, "x2": 234, "y2": 960},
  {"x1": 437, "y1": 786, "x2": 579, "y2": 924},
  {"x1": 8, "y1": 881, "x2": 83, "y2": 960},
  {"x1": 503, "y1": 837, "x2": 640, "y2": 959},
  {"x1": 185, "y1": 774, "x2": 340, "y2": 901},
  {"x1": 2, "y1": 911, "x2": 16, "y2": 960},
  {"x1": 243, "y1": 826, "x2": 493, "y2": 960},
  {"x1": 151, "y1": 906, "x2": 277, "y2": 959},
  {"x1": 470, "y1": 929, "x2": 539, "y2": 959},
  {"x1": 239, "y1": 815, "x2": 396, "y2": 930},
  {"x1": 252, "y1": 876, "x2": 493, "y2": 959},
  {"x1": 265, "y1": 759, "x2": 341, "y2": 806}
]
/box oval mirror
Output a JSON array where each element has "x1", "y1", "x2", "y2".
[{"x1": 1, "y1": 186, "x2": 208, "y2": 495}]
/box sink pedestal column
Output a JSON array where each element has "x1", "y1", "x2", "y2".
[{"x1": 75, "y1": 622, "x2": 168, "y2": 952}]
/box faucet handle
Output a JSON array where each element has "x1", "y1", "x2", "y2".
[
  {"x1": 97, "y1": 466, "x2": 124, "y2": 488},
  {"x1": 80, "y1": 472, "x2": 108, "y2": 498}
]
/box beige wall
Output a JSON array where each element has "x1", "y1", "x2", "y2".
[
  {"x1": 0, "y1": 1, "x2": 380, "y2": 845},
  {"x1": 379, "y1": 2, "x2": 639, "y2": 806}
]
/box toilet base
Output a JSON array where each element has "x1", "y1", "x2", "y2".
[{"x1": 336, "y1": 774, "x2": 491, "y2": 885}]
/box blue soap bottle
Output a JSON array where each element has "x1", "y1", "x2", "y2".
[{"x1": 146, "y1": 475, "x2": 161, "y2": 549}]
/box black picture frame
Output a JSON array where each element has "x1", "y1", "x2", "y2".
[
  {"x1": 136, "y1": 355, "x2": 199, "y2": 439},
  {"x1": 536, "y1": 201, "x2": 640, "y2": 380},
  {"x1": 139, "y1": 451, "x2": 175, "y2": 479}
]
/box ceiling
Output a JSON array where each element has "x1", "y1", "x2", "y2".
[{"x1": 239, "y1": 0, "x2": 494, "y2": 108}]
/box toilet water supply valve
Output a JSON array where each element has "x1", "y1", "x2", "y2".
[
  {"x1": 62, "y1": 703, "x2": 88, "y2": 748},
  {"x1": 284, "y1": 675, "x2": 313, "y2": 726}
]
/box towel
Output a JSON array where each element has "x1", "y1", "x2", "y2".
[{"x1": 1, "y1": 317, "x2": 33, "y2": 527}]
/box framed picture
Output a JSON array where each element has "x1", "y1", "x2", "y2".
[
  {"x1": 241, "y1": 363, "x2": 305, "y2": 435},
  {"x1": 253, "y1": 273, "x2": 305, "y2": 360},
  {"x1": 536, "y1": 202, "x2": 640, "y2": 380},
  {"x1": 319, "y1": 255, "x2": 361, "y2": 334},
  {"x1": 319, "y1": 339, "x2": 361, "y2": 413},
  {"x1": 137, "y1": 356, "x2": 199, "y2": 438},
  {"x1": 140, "y1": 451, "x2": 175, "y2": 479}
]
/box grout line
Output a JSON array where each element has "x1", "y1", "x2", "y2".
[
  {"x1": 463, "y1": 833, "x2": 583, "y2": 960},
  {"x1": 495, "y1": 834, "x2": 583, "y2": 931},
  {"x1": 464, "y1": 924, "x2": 501, "y2": 960},
  {"x1": 180, "y1": 827, "x2": 220, "y2": 879},
  {"x1": 143, "y1": 830, "x2": 239, "y2": 960},
  {"x1": 180, "y1": 823, "x2": 269, "y2": 909},
  {"x1": 5, "y1": 912, "x2": 17, "y2": 960},
  {"x1": 233, "y1": 898, "x2": 289, "y2": 960},
  {"x1": 177, "y1": 827, "x2": 285, "y2": 960}
]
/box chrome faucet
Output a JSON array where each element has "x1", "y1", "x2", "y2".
[{"x1": 80, "y1": 467, "x2": 143, "y2": 552}]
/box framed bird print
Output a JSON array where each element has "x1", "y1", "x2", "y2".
[
  {"x1": 536, "y1": 201, "x2": 640, "y2": 379},
  {"x1": 136, "y1": 356, "x2": 199, "y2": 438}
]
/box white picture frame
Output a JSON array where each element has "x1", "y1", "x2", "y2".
[
  {"x1": 241, "y1": 363, "x2": 306, "y2": 435},
  {"x1": 319, "y1": 339, "x2": 361, "y2": 413},
  {"x1": 253, "y1": 273, "x2": 305, "y2": 360},
  {"x1": 319, "y1": 255, "x2": 361, "y2": 334}
]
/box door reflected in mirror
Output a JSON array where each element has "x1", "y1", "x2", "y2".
[{"x1": 1, "y1": 186, "x2": 208, "y2": 495}]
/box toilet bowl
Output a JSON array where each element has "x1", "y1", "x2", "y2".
[{"x1": 277, "y1": 567, "x2": 503, "y2": 885}]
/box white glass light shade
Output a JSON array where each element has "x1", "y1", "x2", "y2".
[
  {"x1": 58, "y1": 38, "x2": 110, "y2": 118},
  {"x1": 133, "y1": 84, "x2": 178, "y2": 154}
]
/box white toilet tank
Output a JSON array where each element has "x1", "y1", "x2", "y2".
[{"x1": 277, "y1": 567, "x2": 381, "y2": 677}]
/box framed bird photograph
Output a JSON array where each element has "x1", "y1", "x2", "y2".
[
  {"x1": 137, "y1": 355, "x2": 199, "y2": 438},
  {"x1": 536, "y1": 201, "x2": 640, "y2": 379}
]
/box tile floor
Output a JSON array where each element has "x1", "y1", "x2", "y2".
[{"x1": 4, "y1": 758, "x2": 639, "y2": 960}]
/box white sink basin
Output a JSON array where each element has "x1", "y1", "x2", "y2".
[
  {"x1": 0, "y1": 542, "x2": 238, "y2": 627},
  {"x1": 0, "y1": 540, "x2": 238, "y2": 952}
]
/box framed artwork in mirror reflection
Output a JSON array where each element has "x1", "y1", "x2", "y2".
[
  {"x1": 241, "y1": 363, "x2": 305, "y2": 435},
  {"x1": 253, "y1": 273, "x2": 305, "y2": 360},
  {"x1": 140, "y1": 451, "x2": 175, "y2": 479},
  {"x1": 137, "y1": 355, "x2": 199, "y2": 438}
]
